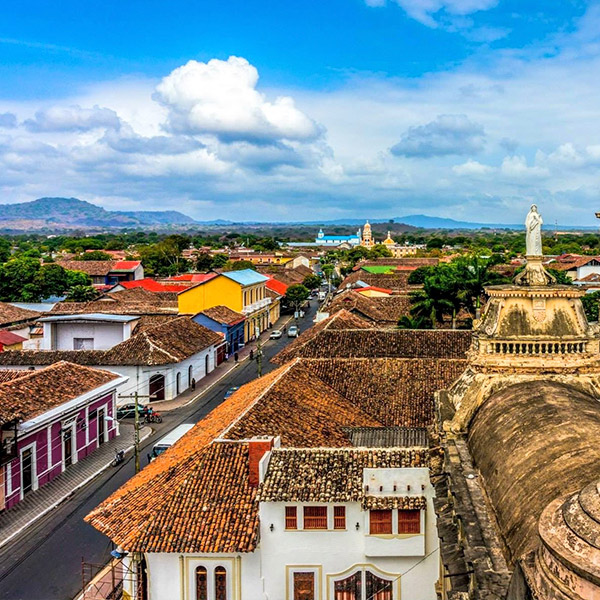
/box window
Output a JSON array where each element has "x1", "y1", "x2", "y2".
[
  {"x1": 366, "y1": 572, "x2": 392, "y2": 600},
  {"x1": 195, "y1": 566, "x2": 207, "y2": 600},
  {"x1": 304, "y1": 506, "x2": 327, "y2": 529},
  {"x1": 369, "y1": 510, "x2": 392, "y2": 534},
  {"x1": 398, "y1": 509, "x2": 421, "y2": 534},
  {"x1": 334, "y1": 571, "x2": 361, "y2": 600},
  {"x1": 215, "y1": 566, "x2": 227, "y2": 600},
  {"x1": 334, "y1": 506, "x2": 346, "y2": 529},
  {"x1": 73, "y1": 337, "x2": 94, "y2": 350},
  {"x1": 293, "y1": 572, "x2": 315, "y2": 600},
  {"x1": 285, "y1": 506, "x2": 297, "y2": 530}
]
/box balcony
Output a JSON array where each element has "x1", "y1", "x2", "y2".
[{"x1": 242, "y1": 297, "x2": 272, "y2": 315}]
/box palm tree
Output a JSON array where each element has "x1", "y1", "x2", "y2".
[{"x1": 397, "y1": 315, "x2": 430, "y2": 329}]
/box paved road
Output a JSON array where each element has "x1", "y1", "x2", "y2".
[{"x1": 0, "y1": 305, "x2": 318, "y2": 600}]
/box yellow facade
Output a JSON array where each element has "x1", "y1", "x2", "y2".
[
  {"x1": 356, "y1": 288, "x2": 391, "y2": 298},
  {"x1": 178, "y1": 273, "x2": 271, "y2": 343}
]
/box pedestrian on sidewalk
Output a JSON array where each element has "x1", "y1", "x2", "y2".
[
  {"x1": 191, "y1": 378, "x2": 196, "y2": 391},
  {"x1": 250, "y1": 349, "x2": 254, "y2": 360},
  {"x1": 234, "y1": 352, "x2": 239, "y2": 363}
]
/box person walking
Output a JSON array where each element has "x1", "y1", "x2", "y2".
[
  {"x1": 234, "y1": 352, "x2": 239, "y2": 363},
  {"x1": 249, "y1": 349, "x2": 254, "y2": 361},
  {"x1": 191, "y1": 378, "x2": 196, "y2": 391}
]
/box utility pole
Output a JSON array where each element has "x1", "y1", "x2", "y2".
[{"x1": 118, "y1": 390, "x2": 154, "y2": 474}]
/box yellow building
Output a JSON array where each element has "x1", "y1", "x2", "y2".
[
  {"x1": 245, "y1": 253, "x2": 293, "y2": 266},
  {"x1": 360, "y1": 221, "x2": 375, "y2": 248},
  {"x1": 178, "y1": 270, "x2": 271, "y2": 342}
]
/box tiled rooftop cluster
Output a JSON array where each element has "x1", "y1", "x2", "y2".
[
  {"x1": 0, "y1": 316, "x2": 222, "y2": 366},
  {"x1": 200, "y1": 305, "x2": 245, "y2": 325},
  {"x1": 274, "y1": 327, "x2": 472, "y2": 363},
  {"x1": 328, "y1": 290, "x2": 412, "y2": 324},
  {"x1": 305, "y1": 358, "x2": 465, "y2": 427},
  {"x1": 257, "y1": 447, "x2": 429, "y2": 503},
  {"x1": 55, "y1": 259, "x2": 140, "y2": 276},
  {"x1": 0, "y1": 361, "x2": 119, "y2": 423},
  {"x1": 340, "y1": 269, "x2": 415, "y2": 291},
  {"x1": 0, "y1": 301, "x2": 41, "y2": 327}
]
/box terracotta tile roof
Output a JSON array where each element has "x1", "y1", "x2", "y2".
[
  {"x1": 0, "y1": 302, "x2": 41, "y2": 326},
  {"x1": 87, "y1": 440, "x2": 259, "y2": 554},
  {"x1": 223, "y1": 360, "x2": 381, "y2": 447},
  {"x1": 274, "y1": 326, "x2": 471, "y2": 363},
  {"x1": 257, "y1": 447, "x2": 430, "y2": 503},
  {"x1": 0, "y1": 317, "x2": 223, "y2": 367},
  {"x1": 167, "y1": 273, "x2": 218, "y2": 283},
  {"x1": 257, "y1": 265, "x2": 311, "y2": 287},
  {"x1": 265, "y1": 277, "x2": 288, "y2": 295},
  {"x1": 0, "y1": 361, "x2": 119, "y2": 423},
  {"x1": 362, "y1": 496, "x2": 427, "y2": 510},
  {"x1": 342, "y1": 426, "x2": 429, "y2": 448},
  {"x1": 0, "y1": 330, "x2": 27, "y2": 346},
  {"x1": 200, "y1": 305, "x2": 245, "y2": 326},
  {"x1": 340, "y1": 269, "x2": 416, "y2": 292},
  {"x1": 131, "y1": 315, "x2": 179, "y2": 334},
  {"x1": 119, "y1": 278, "x2": 191, "y2": 293},
  {"x1": 355, "y1": 286, "x2": 393, "y2": 294},
  {"x1": 55, "y1": 260, "x2": 115, "y2": 276},
  {"x1": 328, "y1": 290, "x2": 412, "y2": 324},
  {"x1": 549, "y1": 256, "x2": 600, "y2": 271},
  {"x1": 353, "y1": 258, "x2": 439, "y2": 270},
  {"x1": 0, "y1": 370, "x2": 29, "y2": 384},
  {"x1": 112, "y1": 261, "x2": 141, "y2": 271},
  {"x1": 304, "y1": 358, "x2": 466, "y2": 428}
]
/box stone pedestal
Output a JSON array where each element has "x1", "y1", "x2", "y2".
[{"x1": 513, "y1": 256, "x2": 556, "y2": 286}]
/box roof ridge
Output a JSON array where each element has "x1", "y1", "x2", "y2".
[{"x1": 219, "y1": 361, "x2": 298, "y2": 439}]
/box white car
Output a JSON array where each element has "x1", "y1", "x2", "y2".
[{"x1": 270, "y1": 330, "x2": 283, "y2": 339}]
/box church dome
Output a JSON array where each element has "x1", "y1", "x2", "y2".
[{"x1": 468, "y1": 380, "x2": 600, "y2": 563}]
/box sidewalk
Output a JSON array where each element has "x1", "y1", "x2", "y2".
[
  {"x1": 0, "y1": 423, "x2": 152, "y2": 549},
  {"x1": 150, "y1": 312, "x2": 298, "y2": 412}
]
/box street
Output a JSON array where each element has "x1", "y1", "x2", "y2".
[{"x1": 0, "y1": 304, "x2": 318, "y2": 600}]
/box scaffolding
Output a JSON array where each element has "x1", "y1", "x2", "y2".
[{"x1": 81, "y1": 556, "x2": 146, "y2": 600}]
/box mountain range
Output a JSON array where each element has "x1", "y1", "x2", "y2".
[{"x1": 0, "y1": 197, "x2": 593, "y2": 231}]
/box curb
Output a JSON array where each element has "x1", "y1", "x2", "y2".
[{"x1": 0, "y1": 427, "x2": 153, "y2": 550}]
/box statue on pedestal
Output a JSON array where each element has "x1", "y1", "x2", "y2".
[
  {"x1": 514, "y1": 204, "x2": 556, "y2": 286},
  {"x1": 525, "y1": 205, "x2": 543, "y2": 256}
]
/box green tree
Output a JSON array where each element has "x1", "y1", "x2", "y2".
[
  {"x1": 227, "y1": 260, "x2": 256, "y2": 271},
  {"x1": 211, "y1": 254, "x2": 229, "y2": 269},
  {"x1": 285, "y1": 284, "x2": 310, "y2": 316},
  {"x1": 408, "y1": 266, "x2": 436, "y2": 285},
  {"x1": 0, "y1": 238, "x2": 12, "y2": 263},
  {"x1": 397, "y1": 315, "x2": 430, "y2": 329},
  {"x1": 302, "y1": 274, "x2": 321, "y2": 290},
  {"x1": 195, "y1": 252, "x2": 213, "y2": 272},
  {"x1": 582, "y1": 291, "x2": 600, "y2": 322},
  {"x1": 368, "y1": 244, "x2": 393, "y2": 259},
  {"x1": 66, "y1": 285, "x2": 99, "y2": 302},
  {"x1": 78, "y1": 250, "x2": 112, "y2": 261}
]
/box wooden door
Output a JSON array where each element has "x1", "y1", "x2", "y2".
[
  {"x1": 22, "y1": 448, "x2": 33, "y2": 495},
  {"x1": 64, "y1": 430, "x2": 72, "y2": 467},
  {"x1": 149, "y1": 375, "x2": 165, "y2": 401},
  {"x1": 98, "y1": 408, "x2": 105, "y2": 445},
  {"x1": 293, "y1": 572, "x2": 315, "y2": 600}
]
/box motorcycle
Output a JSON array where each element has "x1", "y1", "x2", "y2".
[
  {"x1": 144, "y1": 410, "x2": 163, "y2": 424},
  {"x1": 112, "y1": 449, "x2": 125, "y2": 467}
]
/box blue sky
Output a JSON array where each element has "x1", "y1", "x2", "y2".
[{"x1": 1, "y1": 1, "x2": 599, "y2": 224}]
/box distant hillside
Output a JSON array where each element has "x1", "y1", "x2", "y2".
[{"x1": 0, "y1": 197, "x2": 199, "y2": 231}]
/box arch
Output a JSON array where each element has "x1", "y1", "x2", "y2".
[
  {"x1": 195, "y1": 566, "x2": 207, "y2": 600},
  {"x1": 215, "y1": 566, "x2": 227, "y2": 600},
  {"x1": 149, "y1": 374, "x2": 165, "y2": 401}
]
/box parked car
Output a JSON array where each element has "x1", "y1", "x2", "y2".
[
  {"x1": 270, "y1": 330, "x2": 283, "y2": 339},
  {"x1": 224, "y1": 386, "x2": 240, "y2": 399},
  {"x1": 318, "y1": 291, "x2": 327, "y2": 301},
  {"x1": 287, "y1": 325, "x2": 299, "y2": 338},
  {"x1": 116, "y1": 403, "x2": 145, "y2": 419}
]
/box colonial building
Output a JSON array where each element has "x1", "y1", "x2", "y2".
[
  {"x1": 0, "y1": 362, "x2": 125, "y2": 511},
  {"x1": 177, "y1": 270, "x2": 271, "y2": 342},
  {"x1": 193, "y1": 306, "x2": 245, "y2": 356},
  {"x1": 56, "y1": 260, "x2": 144, "y2": 288}
]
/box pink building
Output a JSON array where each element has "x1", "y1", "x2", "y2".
[{"x1": 0, "y1": 362, "x2": 127, "y2": 511}]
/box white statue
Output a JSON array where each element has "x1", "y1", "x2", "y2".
[{"x1": 525, "y1": 204, "x2": 543, "y2": 256}]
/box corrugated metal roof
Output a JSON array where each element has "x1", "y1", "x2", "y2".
[
  {"x1": 342, "y1": 426, "x2": 429, "y2": 448},
  {"x1": 222, "y1": 270, "x2": 269, "y2": 286}
]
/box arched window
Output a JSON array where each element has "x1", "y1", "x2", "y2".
[
  {"x1": 215, "y1": 566, "x2": 227, "y2": 600},
  {"x1": 334, "y1": 571, "x2": 361, "y2": 600},
  {"x1": 176, "y1": 372, "x2": 181, "y2": 395},
  {"x1": 188, "y1": 365, "x2": 193, "y2": 387},
  {"x1": 195, "y1": 566, "x2": 207, "y2": 600},
  {"x1": 366, "y1": 571, "x2": 392, "y2": 600}
]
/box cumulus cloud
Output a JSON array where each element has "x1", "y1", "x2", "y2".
[
  {"x1": 24, "y1": 105, "x2": 121, "y2": 132},
  {"x1": 0, "y1": 113, "x2": 17, "y2": 129},
  {"x1": 453, "y1": 159, "x2": 495, "y2": 176},
  {"x1": 367, "y1": 0, "x2": 498, "y2": 27},
  {"x1": 500, "y1": 155, "x2": 549, "y2": 179},
  {"x1": 390, "y1": 114, "x2": 485, "y2": 158},
  {"x1": 155, "y1": 56, "x2": 321, "y2": 144}
]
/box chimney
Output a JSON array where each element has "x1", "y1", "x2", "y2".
[{"x1": 248, "y1": 436, "x2": 276, "y2": 487}]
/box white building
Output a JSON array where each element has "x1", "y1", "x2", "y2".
[{"x1": 0, "y1": 317, "x2": 224, "y2": 403}]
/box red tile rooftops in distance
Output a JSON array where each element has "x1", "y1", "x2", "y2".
[
  {"x1": 167, "y1": 273, "x2": 218, "y2": 283},
  {"x1": 120, "y1": 278, "x2": 193, "y2": 293},
  {"x1": 0, "y1": 330, "x2": 27, "y2": 346}
]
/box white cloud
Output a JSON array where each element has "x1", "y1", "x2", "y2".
[
  {"x1": 500, "y1": 155, "x2": 549, "y2": 179},
  {"x1": 390, "y1": 114, "x2": 485, "y2": 157},
  {"x1": 453, "y1": 159, "x2": 495, "y2": 175},
  {"x1": 155, "y1": 56, "x2": 321, "y2": 143},
  {"x1": 24, "y1": 105, "x2": 121, "y2": 132},
  {"x1": 367, "y1": 0, "x2": 498, "y2": 28}
]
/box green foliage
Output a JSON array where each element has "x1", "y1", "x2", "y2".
[
  {"x1": 138, "y1": 236, "x2": 190, "y2": 277},
  {"x1": 302, "y1": 274, "x2": 321, "y2": 290},
  {"x1": 0, "y1": 258, "x2": 92, "y2": 302},
  {"x1": 368, "y1": 244, "x2": 393, "y2": 259},
  {"x1": 227, "y1": 260, "x2": 256, "y2": 271},
  {"x1": 66, "y1": 285, "x2": 99, "y2": 302},
  {"x1": 347, "y1": 246, "x2": 370, "y2": 265},
  {"x1": 407, "y1": 266, "x2": 436, "y2": 285},
  {"x1": 285, "y1": 284, "x2": 310, "y2": 309},
  {"x1": 0, "y1": 238, "x2": 10, "y2": 263},
  {"x1": 397, "y1": 315, "x2": 431, "y2": 329},
  {"x1": 547, "y1": 268, "x2": 573, "y2": 285},
  {"x1": 211, "y1": 254, "x2": 229, "y2": 269},
  {"x1": 77, "y1": 250, "x2": 113, "y2": 261},
  {"x1": 195, "y1": 252, "x2": 213, "y2": 271},
  {"x1": 582, "y1": 291, "x2": 600, "y2": 322}
]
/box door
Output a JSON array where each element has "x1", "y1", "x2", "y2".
[
  {"x1": 64, "y1": 430, "x2": 73, "y2": 467},
  {"x1": 149, "y1": 374, "x2": 165, "y2": 401},
  {"x1": 21, "y1": 448, "x2": 33, "y2": 496},
  {"x1": 98, "y1": 408, "x2": 105, "y2": 446}
]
